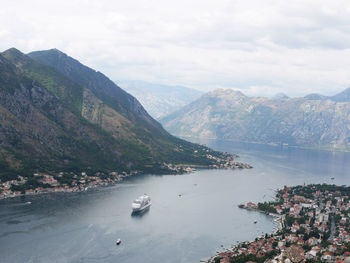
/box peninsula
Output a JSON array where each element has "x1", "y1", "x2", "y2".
[{"x1": 210, "y1": 184, "x2": 350, "y2": 263}]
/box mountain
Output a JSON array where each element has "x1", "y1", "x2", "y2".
[
  {"x1": 160, "y1": 88, "x2": 350, "y2": 149},
  {"x1": 304, "y1": 88, "x2": 350, "y2": 102},
  {"x1": 330, "y1": 88, "x2": 350, "y2": 102},
  {"x1": 304, "y1": 93, "x2": 328, "y2": 100},
  {"x1": 117, "y1": 80, "x2": 203, "y2": 119},
  {"x1": 0, "y1": 48, "x2": 226, "y2": 181},
  {"x1": 273, "y1": 93, "x2": 289, "y2": 99}
]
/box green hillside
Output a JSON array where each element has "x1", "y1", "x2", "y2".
[{"x1": 0, "y1": 48, "x2": 225, "y2": 181}]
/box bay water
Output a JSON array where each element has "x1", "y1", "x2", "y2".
[{"x1": 1, "y1": 140, "x2": 350, "y2": 263}]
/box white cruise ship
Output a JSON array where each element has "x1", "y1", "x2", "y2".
[{"x1": 131, "y1": 194, "x2": 151, "y2": 212}]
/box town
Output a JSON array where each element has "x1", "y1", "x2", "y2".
[
  {"x1": 210, "y1": 184, "x2": 350, "y2": 263},
  {"x1": 0, "y1": 153, "x2": 251, "y2": 200},
  {"x1": 205, "y1": 154, "x2": 253, "y2": 170},
  {"x1": 0, "y1": 171, "x2": 134, "y2": 199}
]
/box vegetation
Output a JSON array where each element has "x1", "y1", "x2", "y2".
[
  {"x1": 0, "y1": 48, "x2": 234, "y2": 181},
  {"x1": 258, "y1": 202, "x2": 277, "y2": 213}
]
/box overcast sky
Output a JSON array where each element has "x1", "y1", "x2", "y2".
[{"x1": 2, "y1": 0, "x2": 350, "y2": 97}]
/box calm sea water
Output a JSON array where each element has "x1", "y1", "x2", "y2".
[{"x1": 1, "y1": 140, "x2": 350, "y2": 263}]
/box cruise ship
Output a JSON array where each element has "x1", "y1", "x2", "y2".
[{"x1": 131, "y1": 194, "x2": 151, "y2": 212}]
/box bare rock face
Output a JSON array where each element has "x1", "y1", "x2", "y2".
[{"x1": 161, "y1": 89, "x2": 350, "y2": 149}]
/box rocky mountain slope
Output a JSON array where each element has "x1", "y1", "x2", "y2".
[
  {"x1": 117, "y1": 80, "x2": 203, "y2": 119},
  {"x1": 160, "y1": 89, "x2": 350, "y2": 150},
  {"x1": 0, "y1": 48, "x2": 225, "y2": 181}
]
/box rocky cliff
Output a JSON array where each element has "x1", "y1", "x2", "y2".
[{"x1": 161, "y1": 89, "x2": 350, "y2": 149}]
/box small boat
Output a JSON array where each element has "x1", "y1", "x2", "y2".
[
  {"x1": 25, "y1": 201, "x2": 32, "y2": 205},
  {"x1": 116, "y1": 238, "x2": 121, "y2": 245},
  {"x1": 331, "y1": 177, "x2": 335, "y2": 180},
  {"x1": 254, "y1": 220, "x2": 257, "y2": 224}
]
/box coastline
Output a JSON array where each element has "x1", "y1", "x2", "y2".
[
  {"x1": 204, "y1": 206, "x2": 284, "y2": 263},
  {"x1": 239, "y1": 206, "x2": 284, "y2": 233},
  {"x1": 0, "y1": 155, "x2": 252, "y2": 200},
  {"x1": 0, "y1": 171, "x2": 135, "y2": 201},
  {"x1": 179, "y1": 136, "x2": 350, "y2": 153},
  {"x1": 207, "y1": 184, "x2": 350, "y2": 263}
]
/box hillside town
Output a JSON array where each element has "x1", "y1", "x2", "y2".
[
  {"x1": 0, "y1": 152, "x2": 251, "y2": 200},
  {"x1": 0, "y1": 171, "x2": 134, "y2": 200},
  {"x1": 205, "y1": 154, "x2": 253, "y2": 169},
  {"x1": 210, "y1": 184, "x2": 350, "y2": 263}
]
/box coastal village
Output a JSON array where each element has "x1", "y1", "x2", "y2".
[
  {"x1": 205, "y1": 154, "x2": 252, "y2": 170},
  {"x1": 0, "y1": 152, "x2": 251, "y2": 200},
  {"x1": 0, "y1": 171, "x2": 132, "y2": 199},
  {"x1": 210, "y1": 184, "x2": 350, "y2": 263}
]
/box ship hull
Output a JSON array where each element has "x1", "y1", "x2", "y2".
[{"x1": 132, "y1": 202, "x2": 151, "y2": 213}]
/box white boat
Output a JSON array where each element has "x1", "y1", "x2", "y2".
[{"x1": 131, "y1": 194, "x2": 151, "y2": 212}]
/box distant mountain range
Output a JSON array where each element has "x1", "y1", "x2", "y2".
[
  {"x1": 303, "y1": 88, "x2": 350, "y2": 102},
  {"x1": 160, "y1": 88, "x2": 350, "y2": 150},
  {"x1": 117, "y1": 80, "x2": 203, "y2": 119},
  {"x1": 0, "y1": 48, "x2": 223, "y2": 180}
]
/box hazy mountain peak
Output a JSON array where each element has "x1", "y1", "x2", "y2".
[
  {"x1": 161, "y1": 88, "x2": 350, "y2": 149},
  {"x1": 331, "y1": 87, "x2": 350, "y2": 102},
  {"x1": 304, "y1": 93, "x2": 328, "y2": 100},
  {"x1": 210, "y1": 88, "x2": 246, "y2": 98},
  {"x1": 303, "y1": 87, "x2": 350, "y2": 102},
  {"x1": 273, "y1": 93, "x2": 289, "y2": 99},
  {"x1": 118, "y1": 80, "x2": 203, "y2": 119}
]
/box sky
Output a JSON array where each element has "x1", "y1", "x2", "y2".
[{"x1": 1, "y1": 0, "x2": 350, "y2": 97}]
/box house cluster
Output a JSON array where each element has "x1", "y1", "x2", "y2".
[
  {"x1": 216, "y1": 236, "x2": 280, "y2": 263},
  {"x1": 206, "y1": 154, "x2": 252, "y2": 169},
  {"x1": 163, "y1": 152, "x2": 251, "y2": 173},
  {"x1": 0, "y1": 176, "x2": 27, "y2": 199},
  {"x1": 0, "y1": 170, "x2": 134, "y2": 199},
  {"x1": 211, "y1": 184, "x2": 350, "y2": 263},
  {"x1": 163, "y1": 163, "x2": 196, "y2": 173}
]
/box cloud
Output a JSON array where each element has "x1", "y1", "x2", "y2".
[{"x1": 1, "y1": 0, "x2": 350, "y2": 97}]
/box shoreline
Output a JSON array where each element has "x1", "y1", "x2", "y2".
[
  {"x1": 0, "y1": 157, "x2": 252, "y2": 201},
  {"x1": 208, "y1": 184, "x2": 350, "y2": 263},
  {"x1": 204, "y1": 206, "x2": 284, "y2": 263},
  {"x1": 180, "y1": 136, "x2": 350, "y2": 153},
  {"x1": 239, "y1": 206, "x2": 284, "y2": 232},
  {"x1": 0, "y1": 172, "x2": 134, "y2": 201}
]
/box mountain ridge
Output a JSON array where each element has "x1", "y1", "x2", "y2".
[
  {"x1": 160, "y1": 88, "x2": 350, "y2": 149},
  {"x1": 117, "y1": 80, "x2": 203, "y2": 119},
  {"x1": 0, "y1": 48, "x2": 229, "y2": 181}
]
